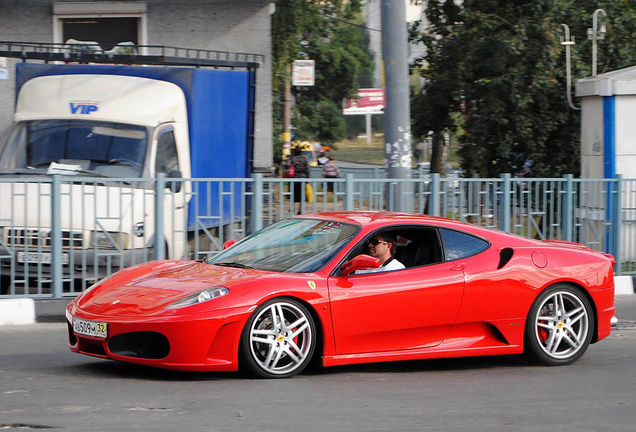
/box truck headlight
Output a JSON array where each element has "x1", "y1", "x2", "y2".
[
  {"x1": 91, "y1": 231, "x2": 129, "y2": 249},
  {"x1": 166, "y1": 287, "x2": 229, "y2": 309},
  {"x1": 133, "y1": 222, "x2": 145, "y2": 237}
]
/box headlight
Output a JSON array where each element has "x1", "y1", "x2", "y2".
[
  {"x1": 133, "y1": 222, "x2": 145, "y2": 237},
  {"x1": 91, "y1": 231, "x2": 129, "y2": 249},
  {"x1": 166, "y1": 287, "x2": 230, "y2": 309}
]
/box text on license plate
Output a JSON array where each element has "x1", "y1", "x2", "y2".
[
  {"x1": 73, "y1": 318, "x2": 108, "y2": 339},
  {"x1": 17, "y1": 251, "x2": 69, "y2": 265}
]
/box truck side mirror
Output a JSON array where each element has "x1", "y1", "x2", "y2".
[
  {"x1": 340, "y1": 254, "x2": 380, "y2": 276},
  {"x1": 167, "y1": 169, "x2": 182, "y2": 193}
]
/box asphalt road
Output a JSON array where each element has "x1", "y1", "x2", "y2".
[{"x1": 1, "y1": 310, "x2": 635, "y2": 432}]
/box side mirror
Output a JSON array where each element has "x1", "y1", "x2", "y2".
[
  {"x1": 167, "y1": 169, "x2": 182, "y2": 193},
  {"x1": 340, "y1": 254, "x2": 380, "y2": 276},
  {"x1": 223, "y1": 240, "x2": 236, "y2": 250}
]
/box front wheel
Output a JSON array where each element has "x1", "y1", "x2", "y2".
[
  {"x1": 240, "y1": 298, "x2": 316, "y2": 378},
  {"x1": 524, "y1": 284, "x2": 594, "y2": 366}
]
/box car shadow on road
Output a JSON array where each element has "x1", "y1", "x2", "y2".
[
  {"x1": 303, "y1": 355, "x2": 529, "y2": 377},
  {"x1": 69, "y1": 359, "x2": 239, "y2": 381},
  {"x1": 62, "y1": 354, "x2": 529, "y2": 381}
]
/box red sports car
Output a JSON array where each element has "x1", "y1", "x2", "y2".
[{"x1": 66, "y1": 212, "x2": 616, "y2": 378}]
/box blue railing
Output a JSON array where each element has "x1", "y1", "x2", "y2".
[{"x1": 1, "y1": 173, "x2": 634, "y2": 297}]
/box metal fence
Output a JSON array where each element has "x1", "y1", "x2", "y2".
[{"x1": 1, "y1": 173, "x2": 634, "y2": 298}]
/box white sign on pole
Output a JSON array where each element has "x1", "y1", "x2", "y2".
[{"x1": 292, "y1": 60, "x2": 315, "y2": 86}]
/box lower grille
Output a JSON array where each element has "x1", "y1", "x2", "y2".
[
  {"x1": 78, "y1": 337, "x2": 107, "y2": 357},
  {"x1": 109, "y1": 331, "x2": 170, "y2": 359},
  {"x1": 6, "y1": 228, "x2": 83, "y2": 249}
]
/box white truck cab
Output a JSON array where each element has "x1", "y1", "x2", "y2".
[
  {"x1": 0, "y1": 59, "x2": 256, "y2": 289},
  {"x1": 0, "y1": 74, "x2": 192, "y2": 283}
]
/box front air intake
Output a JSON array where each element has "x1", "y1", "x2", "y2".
[{"x1": 108, "y1": 332, "x2": 170, "y2": 359}]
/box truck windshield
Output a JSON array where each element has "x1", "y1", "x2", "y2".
[{"x1": 0, "y1": 120, "x2": 148, "y2": 177}]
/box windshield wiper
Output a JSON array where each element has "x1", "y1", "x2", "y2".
[
  {"x1": 65, "y1": 169, "x2": 112, "y2": 178},
  {"x1": 0, "y1": 169, "x2": 50, "y2": 176},
  {"x1": 64, "y1": 170, "x2": 134, "y2": 186},
  {"x1": 214, "y1": 262, "x2": 254, "y2": 269}
]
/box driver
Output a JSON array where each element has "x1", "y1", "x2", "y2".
[{"x1": 355, "y1": 233, "x2": 405, "y2": 274}]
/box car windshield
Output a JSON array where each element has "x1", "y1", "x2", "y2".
[
  {"x1": 0, "y1": 119, "x2": 149, "y2": 177},
  {"x1": 208, "y1": 218, "x2": 360, "y2": 273}
]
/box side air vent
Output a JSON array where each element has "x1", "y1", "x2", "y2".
[{"x1": 498, "y1": 248, "x2": 514, "y2": 269}]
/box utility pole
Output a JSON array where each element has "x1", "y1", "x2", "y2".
[
  {"x1": 381, "y1": 0, "x2": 412, "y2": 210},
  {"x1": 282, "y1": 63, "x2": 292, "y2": 160}
]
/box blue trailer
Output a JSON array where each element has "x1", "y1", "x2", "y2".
[{"x1": 0, "y1": 43, "x2": 260, "y2": 281}]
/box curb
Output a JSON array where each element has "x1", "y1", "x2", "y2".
[
  {"x1": 0, "y1": 276, "x2": 635, "y2": 326},
  {"x1": 614, "y1": 275, "x2": 636, "y2": 295},
  {"x1": 0, "y1": 298, "x2": 35, "y2": 325}
]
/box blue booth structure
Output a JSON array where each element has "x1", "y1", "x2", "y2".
[{"x1": 577, "y1": 66, "x2": 636, "y2": 262}]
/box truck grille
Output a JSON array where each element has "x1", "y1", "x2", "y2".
[{"x1": 6, "y1": 228, "x2": 84, "y2": 249}]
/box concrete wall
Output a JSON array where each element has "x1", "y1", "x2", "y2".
[
  {"x1": 580, "y1": 96, "x2": 604, "y2": 179},
  {"x1": 0, "y1": 0, "x2": 273, "y2": 171}
]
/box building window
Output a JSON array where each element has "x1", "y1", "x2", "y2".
[
  {"x1": 53, "y1": 2, "x2": 147, "y2": 52},
  {"x1": 62, "y1": 18, "x2": 138, "y2": 50}
]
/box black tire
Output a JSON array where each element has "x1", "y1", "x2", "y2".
[
  {"x1": 239, "y1": 298, "x2": 316, "y2": 379},
  {"x1": 524, "y1": 284, "x2": 594, "y2": 366}
]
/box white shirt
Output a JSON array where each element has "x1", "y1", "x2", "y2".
[{"x1": 355, "y1": 257, "x2": 405, "y2": 274}]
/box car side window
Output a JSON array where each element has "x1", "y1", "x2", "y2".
[
  {"x1": 440, "y1": 228, "x2": 489, "y2": 261},
  {"x1": 343, "y1": 227, "x2": 444, "y2": 272},
  {"x1": 155, "y1": 130, "x2": 179, "y2": 174}
]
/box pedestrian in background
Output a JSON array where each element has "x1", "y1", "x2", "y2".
[
  {"x1": 317, "y1": 151, "x2": 329, "y2": 166},
  {"x1": 290, "y1": 146, "x2": 310, "y2": 213},
  {"x1": 322, "y1": 154, "x2": 342, "y2": 193}
]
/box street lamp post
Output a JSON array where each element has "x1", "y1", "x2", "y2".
[
  {"x1": 588, "y1": 8, "x2": 607, "y2": 77},
  {"x1": 560, "y1": 24, "x2": 579, "y2": 111},
  {"x1": 562, "y1": 9, "x2": 607, "y2": 110}
]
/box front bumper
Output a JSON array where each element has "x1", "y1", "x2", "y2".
[
  {"x1": 0, "y1": 246, "x2": 154, "y2": 280},
  {"x1": 66, "y1": 302, "x2": 251, "y2": 372}
]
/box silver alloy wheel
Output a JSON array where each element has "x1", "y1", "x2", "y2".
[
  {"x1": 533, "y1": 290, "x2": 589, "y2": 360},
  {"x1": 248, "y1": 301, "x2": 313, "y2": 376}
]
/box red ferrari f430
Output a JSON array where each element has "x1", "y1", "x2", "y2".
[{"x1": 67, "y1": 212, "x2": 616, "y2": 378}]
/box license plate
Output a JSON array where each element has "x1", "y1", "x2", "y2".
[
  {"x1": 73, "y1": 317, "x2": 108, "y2": 339},
  {"x1": 17, "y1": 251, "x2": 69, "y2": 265}
]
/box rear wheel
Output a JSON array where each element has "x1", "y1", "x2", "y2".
[
  {"x1": 240, "y1": 298, "x2": 316, "y2": 379},
  {"x1": 524, "y1": 284, "x2": 594, "y2": 366}
]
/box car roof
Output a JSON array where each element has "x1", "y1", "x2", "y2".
[
  {"x1": 297, "y1": 211, "x2": 540, "y2": 245},
  {"x1": 299, "y1": 211, "x2": 470, "y2": 229}
]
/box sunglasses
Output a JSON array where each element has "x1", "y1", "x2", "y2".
[{"x1": 368, "y1": 239, "x2": 388, "y2": 246}]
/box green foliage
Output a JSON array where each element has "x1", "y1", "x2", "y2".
[
  {"x1": 411, "y1": 0, "x2": 636, "y2": 177},
  {"x1": 271, "y1": 0, "x2": 374, "y2": 152}
]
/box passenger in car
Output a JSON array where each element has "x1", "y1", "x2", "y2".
[{"x1": 355, "y1": 233, "x2": 405, "y2": 274}]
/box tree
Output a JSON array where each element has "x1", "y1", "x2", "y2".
[
  {"x1": 410, "y1": 0, "x2": 464, "y2": 176},
  {"x1": 271, "y1": 0, "x2": 374, "y2": 163},
  {"x1": 410, "y1": 0, "x2": 636, "y2": 178}
]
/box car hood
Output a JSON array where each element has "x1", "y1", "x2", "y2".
[{"x1": 75, "y1": 260, "x2": 267, "y2": 315}]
